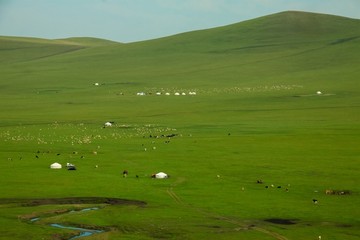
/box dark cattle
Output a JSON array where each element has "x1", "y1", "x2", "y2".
[
  {"x1": 312, "y1": 199, "x2": 318, "y2": 204},
  {"x1": 123, "y1": 170, "x2": 128, "y2": 178},
  {"x1": 166, "y1": 134, "x2": 177, "y2": 138}
]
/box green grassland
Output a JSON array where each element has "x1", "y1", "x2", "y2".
[{"x1": 0, "y1": 11, "x2": 359, "y2": 239}]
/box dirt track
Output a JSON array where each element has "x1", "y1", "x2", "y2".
[{"x1": 166, "y1": 182, "x2": 289, "y2": 240}]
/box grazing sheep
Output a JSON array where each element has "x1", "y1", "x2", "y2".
[
  {"x1": 313, "y1": 199, "x2": 318, "y2": 204},
  {"x1": 325, "y1": 189, "x2": 333, "y2": 195}
]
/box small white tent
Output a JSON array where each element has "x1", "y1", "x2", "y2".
[
  {"x1": 50, "y1": 162, "x2": 62, "y2": 169},
  {"x1": 104, "y1": 122, "x2": 112, "y2": 127},
  {"x1": 155, "y1": 172, "x2": 168, "y2": 179}
]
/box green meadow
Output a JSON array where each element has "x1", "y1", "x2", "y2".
[{"x1": 0, "y1": 11, "x2": 359, "y2": 239}]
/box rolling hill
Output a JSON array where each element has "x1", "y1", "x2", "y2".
[
  {"x1": 1, "y1": 11, "x2": 359, "y2": 89},
  {"x1": 0, "y1": 11, "x2": 359, "y2": 123}
]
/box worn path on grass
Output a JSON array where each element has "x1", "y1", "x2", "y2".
[{"x1": 166, "y1": 179, "x2": 288, "y2": 240}]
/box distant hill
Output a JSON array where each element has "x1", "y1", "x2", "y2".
[
  {"x1": 56, "y1": 37, "x2": 120, "y2": 46},
  {"x1": 0, "y1": 36, "x2": 119, "y2": 64},
  {"x1": 129, "y1": 11, "x2": 360, "y2": 53},
  {"x1": 0, "y1": 11, "x2": 359, "y2": 92}
]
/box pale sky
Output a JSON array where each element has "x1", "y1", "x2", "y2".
[{"x1": 0, "y1": 0, "x2": 359, "y2": 43}]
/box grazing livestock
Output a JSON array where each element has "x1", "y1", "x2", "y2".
[
  {"x1": 166, "y1": 133, "x2": 177, "y2": 138},
  {"x1": 123, "y1": 170, "x2": 128, "y2": 178},
  {"x1": 313, "y1": 199, "x2": 318, "y2": 204},
  {"x1": 256, "y1": 180, "x2": 263, "y2": 184},
  {"x1": 325, "y1": 189, "x2": 351, "y2": 195},
  {"x1": 325, "y1": 189, "x2": 333, "y2": 195}
]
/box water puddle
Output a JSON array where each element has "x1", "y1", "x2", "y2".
[
  {"x1": 30, "y1": 207, "x2": 104, "y2": 239},
  {"x1": 50, "y1": 223, "x2": 104, "y2": 239}
]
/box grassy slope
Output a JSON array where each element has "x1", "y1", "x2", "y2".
[{"x1": 0, "y1": 11, "x2": 359, "y2": 239}]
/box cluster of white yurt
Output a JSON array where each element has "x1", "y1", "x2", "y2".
[{"x1": 136, "y1": 91, "x2": 197, "y2": 96}]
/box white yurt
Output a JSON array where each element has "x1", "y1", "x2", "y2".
[
  {"x1": 155, "y1": 172, "x2": 168, "y2": 179},
  {"x1": 50, "y1": 162, "x2": 62, "y2": 169},
  {"x1": 104, "y1": 122, "x2": 112, "y2": 127}
]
